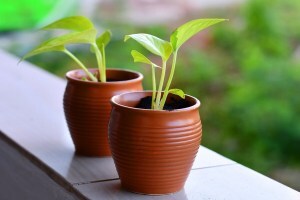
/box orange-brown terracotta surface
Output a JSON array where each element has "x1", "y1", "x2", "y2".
[
  {"x1": 109, "y1": 91, "x2": 202, "y2": 194},
  {"x1": 63, "y1": 69, "x2": 143, "y2": 156}
]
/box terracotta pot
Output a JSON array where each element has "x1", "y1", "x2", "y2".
[
  {"x1": 109, "y1": 91, "x2": 202, "y2": 194},
  {"x1": 63, "y1": 69, "x2": 143, "y2": 156}
]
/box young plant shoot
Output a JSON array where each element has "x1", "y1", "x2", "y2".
[
  {"x1": 22, "y1": 16, "x2": 111, "y2": 82},
  {"x1": 125, "y1": 18, "x2": 227, "y2": 110},
  {"x1": 131, "y1": 50, "x2": 161, "y2": 109}
]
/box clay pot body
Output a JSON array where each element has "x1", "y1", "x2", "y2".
[
  {"x1": 63, "y1": 69, "x2": 143, "y2": 156},
  {"x1": 109, "y1": 91, "x2": 202, "y2": 194}
]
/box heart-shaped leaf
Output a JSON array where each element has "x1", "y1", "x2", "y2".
[
  {"x1": 41, "y1": 16, "x2": 94, "y2": 31},
  {"x1": 170, "y1": 18, "x2": 227, "y2": 50},
  {"x1": 168, "y1": 88, "x2": 185, "y2": 99},
  {"x1": 131, "y1": 50, "x2": 160, "y2": 68},
  {"x1": 23, "y1": 28, "x2": 97, "y2": 59},
  {"x1": 125, "y1": 34, "x2": 173, "y2": 61}
]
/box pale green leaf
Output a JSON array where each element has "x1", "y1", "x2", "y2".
[
  {"x1": 94, "y1": 30, "x2": 111, "y2": 55},
  {"x1": 96, "y1": 30, "x2": 111, "y2": 48},
  {"x1": 23, "y1": 29, "x2": 97, "y2": 59},
  {"x1": 21, "y1": 45, "x2": 65, "y2": 62},
  {"x1": 170, "y1": 18, "x2": 228, "y2": 50},
  {"x1": 125, "y1": 34, "x2": 173, "y2": 61},
  {"x1": 131, "y1": 50, "x2": 160, "y2": 68},
  {"x1": 45, "y1": 28, "x2": 97, "y2": 44},
  {"x1": 41, "y1": 16, "x2": 94, "y2": 31},
  {"x1": 131, "y1": 50, "x2": 151, "y2": 64},
  {"x1": 168, "y1": 88, "x2": 185, "y2": 99}
]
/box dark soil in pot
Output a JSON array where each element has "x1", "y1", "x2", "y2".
[{"x1": 136, "y1": 96, "x2": 192, "y2": 110}]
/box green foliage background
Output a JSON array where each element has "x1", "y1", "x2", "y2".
[{"x1": 198, "y1": 0, "x2": 300, "y2": 172}]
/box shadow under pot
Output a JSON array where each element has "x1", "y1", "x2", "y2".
[
  {"x1": 109, "y1": 91, "x2": 202, "y2": 195},
  {"x1": 63, "y1": 68, "x2": 143, "y2": 156}
]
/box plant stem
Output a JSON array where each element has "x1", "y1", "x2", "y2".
[
  {"x1": 151, "y1": 65, "x2": 157, "y2": 109},
  {"x1": 155, "y1": 60, "x2": 167, "y2": 110},
  {"x1": 159, "y1": 50, "x2": 178, "y2": 110},
  {"x1": 101, "y1": 44, "x2": 106, "y2": 75},
  {"x1": 92, "y1": 43, "x2": 106, "y2": 82},
  {"x1": 64, "y1": 49, "x2": 98, "y2": 82}
]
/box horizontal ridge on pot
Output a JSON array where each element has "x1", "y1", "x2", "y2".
[
  {"x1": 64, "y1": 69, "x2": 143, "y2": 156},
  {"x1": 109, "y1": 91, "x2": 202, "y2": 194}
]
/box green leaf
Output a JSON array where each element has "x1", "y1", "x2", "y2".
[
  {"x1": 168, "y1": 88, "x2": 185, "y2": 99},
  {"x1": 131, "y1": 50, "x2": 160, "y2": 68},
  {"x1": 22, "y1": 44, "x2": 65, "y2": 60},
  {"x1": 96, "y1": 30, "x2": 111, "y2": 48},
  {"x1": 170, "y1": 18, "x2": 228, "y2": 50},
  {"x1": 23, "y1": 28, "x2": 97, "y2": 59},
  {"x1": 93, "y1": 30, "x2": 111, "y2": 54},
  {"x1": 125, "y1": 34, "x2": 173, "y2": 61},
  {"x1": 41, "y1": 16, "x2": 94, "y2": 31}
]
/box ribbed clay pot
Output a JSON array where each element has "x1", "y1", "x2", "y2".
[
  {"x1": 109, "y1": 91, "x2": 202, "y2": 194},
  {"x1": 63, "y1": 69, "x2": 143, "y2": 156}
]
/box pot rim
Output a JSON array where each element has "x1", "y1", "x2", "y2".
[
  {"x1": 65, "y1": 68, "x2": 143, "y2": 85},
  {"x1": 111, "y1": 91, "x2": 201, "y2": 113}
]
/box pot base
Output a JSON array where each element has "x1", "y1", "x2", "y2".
[
  {"x1": 75, "y1": 149, "x2": 111, "y2": 157},
  {"x1": 123, "y1": 186, "x2": 182, "y2": 196}
]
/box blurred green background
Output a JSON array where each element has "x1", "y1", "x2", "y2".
[{"x1": 0, "y1": 0, "x2": 299, "y2": 190}]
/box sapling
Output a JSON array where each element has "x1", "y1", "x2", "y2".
[
  {"x1": 125, "y1": 18, "x2": 227, "y2": 110},
  {"x1": 22, "y1": 16, "x2": 111, "y2": 82}
]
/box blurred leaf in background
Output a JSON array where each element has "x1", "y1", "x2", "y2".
[
  {"x1": 208, "y1": 0, "x2": 300, "y2": 170},
  {"x1": 0, "y1": 0, "x2": 76, "y2": 31},
  {"x1": 174, "y1": 0, "x2": 300, "y2": 189}
]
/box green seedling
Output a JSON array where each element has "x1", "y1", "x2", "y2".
[
  {"x1": 22, "y1": 16, "x2": 111, "y2": 82},
  {"x1": 125, "y1": 18, "x2": 227, "y2": 110},
  {"x1": 131, "y1": 50, "x2": 160, "y2": 109}
]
